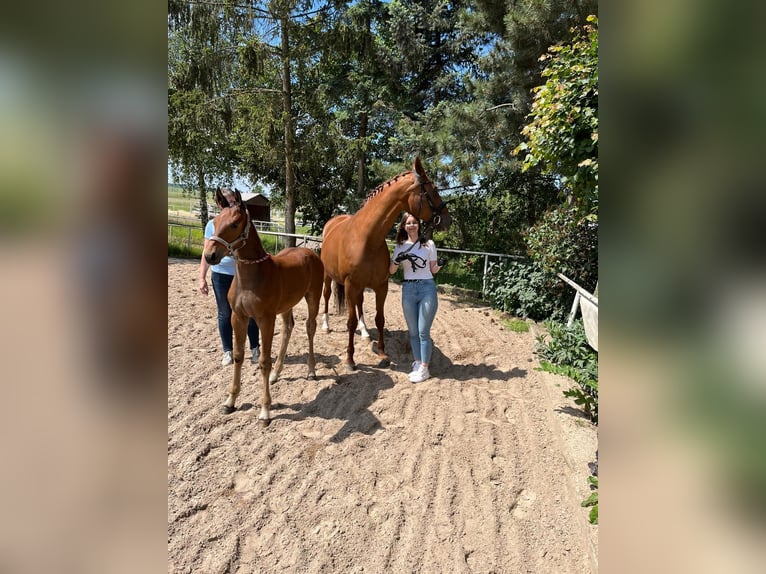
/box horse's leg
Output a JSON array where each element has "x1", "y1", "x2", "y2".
[
  {"x1": 222, "y1": 312, "x2": 248, "y2": 414},
  {"x1": 270, "y1": 310, "x2": 294, "y2": 384},
  {"x1": 257, "y1": 316, "x2": 276, "y2": 425},
  {"x1": 305, "y1": 284, "x2": 321, "y2": 379},
  {"x1": 321, "y1": 274, "x2": 332, "y2": 332},
  {"x1": 344, "y1": 283, "x2": 361, "y2": 372},
  {"x1": 373, "y1": 282, "x2": 390, "y2": 367},
  {"x1": 357, "y1": 295, "x2": 370, "y2": 339}
]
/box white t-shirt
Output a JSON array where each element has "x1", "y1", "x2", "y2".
[{"x1": 393, "y1": 240, "x2": 437, "y2": 280}]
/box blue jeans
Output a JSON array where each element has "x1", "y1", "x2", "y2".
[
  {"x1": 211, "y1": 272, "x2": 259, "y2": 352},
  {"x1": 401, "y1": 279, "x2": 438, "y2": 364}
]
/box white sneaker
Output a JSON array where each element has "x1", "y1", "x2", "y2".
[
  {"x1": 221, "y1": 351, "x2": 233, "y2": 366},
  {"x1": 408, "y1": 360, "x2": 421, "y2": 377},
  {"x1": 409, "y1": 364, "x2": 430, "y2": 383},
  {"x1": 251, "y1": 346, "x2": 260, "y2": 364}
]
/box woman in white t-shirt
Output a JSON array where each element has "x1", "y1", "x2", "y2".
[{"x1": 389, "y1": 213, "x2": 443, "y2": 382}]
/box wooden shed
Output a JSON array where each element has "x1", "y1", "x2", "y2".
[{"x1": 240, "y1": 192, "x2": 271, "y2": 222}]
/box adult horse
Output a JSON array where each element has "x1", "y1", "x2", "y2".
[
  {"x1": 321, "y1": 157, "x2": 452, "y2": 371},
  {"x1": 203, "y1": 188, "x2": 324, "y2": 425}
]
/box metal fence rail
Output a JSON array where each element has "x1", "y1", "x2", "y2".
[{"x1": 168, "y1": 222, "x2": 526, "y2": 296}]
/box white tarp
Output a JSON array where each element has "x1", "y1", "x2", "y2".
[{"x1": 559, "y1": 273, "x2": 598, "y2": 352}]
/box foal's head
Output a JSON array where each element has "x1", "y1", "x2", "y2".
[
  {"x1": 404, "y1": 158, "x2": 452, "y2": 233},
  {"x1": 203, "y1": 187, "x2": 249, "y2": 265}
]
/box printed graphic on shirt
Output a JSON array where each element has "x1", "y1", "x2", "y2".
[
  {"x1": 401, "y1": 252, "x2": 427, "y2": 270},
  {"x1": 394, "y1": 240, "x2": 437, "y2": 280}
]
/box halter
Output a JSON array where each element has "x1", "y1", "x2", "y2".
[
  {"x1": 209, "y1": 205, "x2": 252, "y2": 256},
  {"x1": 413, "y1": 170, "x2": 448, "y2": 231}
]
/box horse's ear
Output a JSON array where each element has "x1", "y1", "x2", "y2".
[
  {"x1": 232, "y1": 187, "x2": 243, "y2": 206},
  {"x1": 413, "y1": 157, "x2": 425, "y2": 180},
  {"x1": 215, "y1": 187, "x2": 227, "y2": 208}
]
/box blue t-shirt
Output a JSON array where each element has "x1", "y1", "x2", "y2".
[{"x1": 204, "y1": 219, "x2": 236, "y2": 275}]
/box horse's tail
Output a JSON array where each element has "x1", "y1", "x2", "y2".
[{"x1": 334, "y1": 281, "x2": 346, "y2": 314}]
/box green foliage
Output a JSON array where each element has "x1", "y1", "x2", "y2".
[
  {"x1": 435, "y1": 257, "x2": 484, "y2": 292},
  {"x1": 535, "y1": 319, "x2": 598, "y2": 423},
  {"x1": 441, "y1": 170, "x2": 560, "y2": 255},
  {"x1": 524, "y1": 205, "x2": 598, "y2": 291},
  {"x1": 582, "y1": 475, "x2": 599, "y2": 524},
  {"x1": 515, "y1": 15, "x2": 598, "y2": 215},
  {"x1": 168, "y1": 1, "x2": 599, "y2": 261},
  {"x1": 484, "y1": 260, "x2": 569, "y2": 321}
]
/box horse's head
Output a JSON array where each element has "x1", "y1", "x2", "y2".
[
  {"x1": 203, "y1": 187, "x2": 250, "y2": 265},
  {"x1": 405, "y1": 157, "x2": 452, "y2": 233}
]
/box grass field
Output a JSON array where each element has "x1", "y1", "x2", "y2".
[{"x1": 168, "y1": 185, "x2": 200, "y2": 212}]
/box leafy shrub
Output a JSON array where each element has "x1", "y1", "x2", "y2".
[
  {"x1": 524, "y1": 205, "x2": 598, "y2": 293},
  {"x1": 582, "y1": 475, "x2": 598, "y2": 524},
  {"x1": 535, "y1": 319, "x2": 598, "y2": 423},
  {"x1": 484, "y1": 259, "x2": 569, "y2": 321}
]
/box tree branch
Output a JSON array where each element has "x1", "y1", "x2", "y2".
[{"x1": 484, "y1": 103, "x2": 516, "y2": 112}]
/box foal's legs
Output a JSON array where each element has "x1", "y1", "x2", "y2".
[
  {"x1": 270, "y1": 310, "x2": 294, "y2": 384},
  {"x1": 222, "y1": 312, "x2": 248, "y2": 414},
  {"x1": 305, "y1": 287, "x2": 321, "y2": 379},
  {"x1": 321, "y1": 275, "x2": 333, "y2": 332},
  {"x1": 257, "y1": 316, "x2": 276, "y2": 424}
]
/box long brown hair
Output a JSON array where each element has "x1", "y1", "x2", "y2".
[{"x1": 395, "y1": 212, "x2": 427, "y2": 246}]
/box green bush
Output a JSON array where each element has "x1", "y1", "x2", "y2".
[
  {"x1": 484, "y1": 259, "x2": 569, "y2": 321},
  {"x1": 525, "y1": 206, "x2": 598, "y2": 293},
  {"x1": 535, "y1": 319, "x2": 598, "y2": 423}
]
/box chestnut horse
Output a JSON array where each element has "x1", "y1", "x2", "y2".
[
  {"x1": 203, "y1": 188, "x2": 324, "y2": 425},
  {"x1": 320, "y1": 157, "x2": 452, "y2": 371}
]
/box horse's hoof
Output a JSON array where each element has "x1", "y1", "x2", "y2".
[
  {"x1": 344, "y1": 363, "x2": 356, "y2": 373},
  {"x1": 307, "y1": 371, "x2": 316, "y2": 380},
  {"x1": 258, "y1": 418, "x2": 271, "y2": 428},
  {"x1": 268, "y1": 373, "x2": 278, "y2": 383},
  {"x1": 221, "y1": 405, "x2": 236, "y2": 415},
  {"x1": 378, "y1": 357, "x2": 391, "y2": 368}
]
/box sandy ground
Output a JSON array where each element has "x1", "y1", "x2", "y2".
[{"x1": 168, "y1": 257, "x2": 598, "y2": 573}]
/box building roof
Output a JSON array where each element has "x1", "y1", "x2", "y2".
[{"x1": 240, "y1": 192, "x2": 270, "y2": 206}]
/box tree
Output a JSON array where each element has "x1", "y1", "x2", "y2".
[
  {"x1": 514, "y1": 16, "x2": 598, "y2": 215},
  {"x1": 168, "y1": 5, "x2": 243, "y2": 225}
]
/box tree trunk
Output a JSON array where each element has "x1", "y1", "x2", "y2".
[
  {"x1": 197, "y1": 168, "x2": 208, "y2": 228},
  {"x1": 281, "y1": 16, "x2": 296, "y2": 247},
  {"x1": 355, "y1": 10, "x2": 372, "y2": 200},
  {"x1": 356, "y1": 111, "x2": 368, "y2": 198}
]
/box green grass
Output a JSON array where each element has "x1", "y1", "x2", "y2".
[
  {"x1": 503, "y1": 318, "x2": 530, "y2": 332},
  {"x1": 168, "y1": 185, "x2": 199, "y2": 212},
  {"x1": 168, "y1": 243, "x2": 202, "y2": 258},
  {"x1": 435, "y1": 258, "x2": 484, "y2": 293},
  {"x1": 168, "y1": 221, "x2": 282, "y2": 259}
]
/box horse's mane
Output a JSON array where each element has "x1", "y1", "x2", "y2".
[{"x1": 362, "y1": 171, "x2": 412, "y2": 206}]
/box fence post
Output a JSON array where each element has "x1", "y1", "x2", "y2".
[
  {"x1": 567, "y1": 292, "x2": 581, "y2": 327},
  {"x1": 187, "y1": 227, "x2": 192, "y2": 252},
  {"x1": 482, "y1": 254, "x2": 489, "y2": 297}
]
